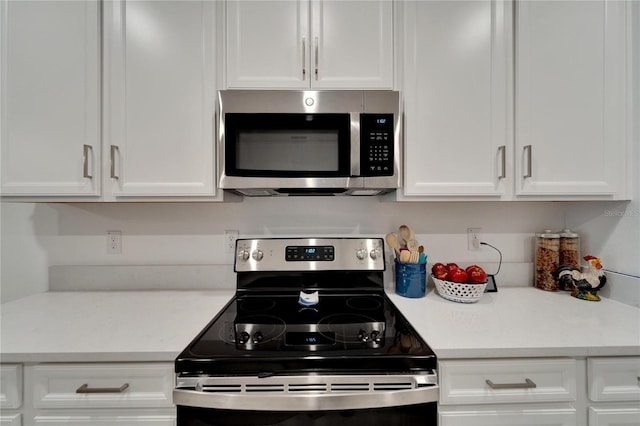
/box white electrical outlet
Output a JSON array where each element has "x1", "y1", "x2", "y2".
[
  {"x1": 467, "y1": 228, "x2": 481, "y2": 251},
  {"x1": 225, "y1": 230, "x2": 239, "y2": 255},
  {"x1": 107, "y1": 231, "x2": 122, "y2": 254}
]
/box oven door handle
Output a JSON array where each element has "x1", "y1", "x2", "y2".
[{"x1": 173, "y1": 386, "x2": 439, "y2": 411}]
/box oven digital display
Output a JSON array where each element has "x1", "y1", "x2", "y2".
[
  {"x1": 285, "y1": 332, "x2": 335, "y2": 346},
  {"x1": 286, "y1": 246, "x2": 334, "y2": 261}
]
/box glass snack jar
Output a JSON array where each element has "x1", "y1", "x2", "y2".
[{"x1": 535, "y1": 230, "x2": 560, "y2": 291}]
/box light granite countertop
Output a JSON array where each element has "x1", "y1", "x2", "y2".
[
  {"x1": 1, "y1": 287, "x2": 639, "y2": 364},
  {"x1": 0, "y1": 290, "x2": 235, "y2": 363},
  {"x1": 388, "y1": 286, "x2": 640, "y2": 359}
]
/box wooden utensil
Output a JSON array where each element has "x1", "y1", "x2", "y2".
[
  {"x1": 407, "y1": 239, "x2": 419, "y2": 263},
  {"x1": 385, "y1": 233, "x2": 400, "y2": 257},
  {"x1": 398, "y1": 225, "x2": 411, "y2": 246}
]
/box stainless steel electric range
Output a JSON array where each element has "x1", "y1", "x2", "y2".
[{"x1": 174, "y1": 237, "x2": 438, "y2": 426}]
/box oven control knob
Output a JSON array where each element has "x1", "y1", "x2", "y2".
[
  {"x1": 357, "y1": 329, "x2": 370, "y2": 342},
  {"x1": 370, "y1": 330, "x2": 382, "y2": 343},
  {"x1": 237, "y1": 249, "x2": 250, "y2": 261},
  {"x1": 356, "y1": 248, "x2": 368, "y2": 260},
  {"x1": 237, "y1": 331, "x2": 250, "y2": 344},
  {"x1": 252, "y1": 331, "x2": 264, "y2": 344},
  {"x1": 369, "y1": 249, "x2": 381, "y2": 260},
  {"x1": 252, "y1": 249, "x2": 264, "y2": 261}
]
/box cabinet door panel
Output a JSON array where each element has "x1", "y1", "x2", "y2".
[
  {"x1": 588, "y1": 407, "x2": 640, "y2": 426},
  {"x1": 311, "y1": 0, "x2": 392, "y2": 89},
  {"x1": 1, "y1": 0, "x2": 100, "y2": 196},
  {"x1": 105, "y1": 0, "x2": 215, "y2": 197},
  {"x1": 440, "y1": 407, "x2": 577, "y2": 426},
  {"x1": 515, "y1": 0, "x2": 627, "y2": 196},
  {"x1": 226, "y1": 0, "x2": 308, "y2": 89},
  {"x1": 588, "y1": 357, "x2": 640, "y2": 402},
  {"x1": 402, "y1": 0, "x2": 509, "y2": 197},
  {"x1": 33, "y1": 412, "x2": 175, "y2": 425}
]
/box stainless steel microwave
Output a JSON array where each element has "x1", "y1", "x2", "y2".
[{"x1": 218, "y1": 90, "x2": 400, "y2": 196}]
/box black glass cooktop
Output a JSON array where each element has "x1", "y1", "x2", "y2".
[{"x1": 176, "y1": 291, "x2": 436, "y2": 376}]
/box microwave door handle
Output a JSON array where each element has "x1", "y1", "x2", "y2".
[
  {"x1": 314, "y1": 36, "x2": 319, "y2": 80},
  {"x1": 302, "y1": 37, "x2": 306, "y2": 80},
  {"x1": 351, "y1": 113, "x2": 360, "y2": 176}
]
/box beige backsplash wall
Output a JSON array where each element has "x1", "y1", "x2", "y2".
[
  {"x1": 3, "y1": 197, "x2": 639, "y2": 305},
  {"x1": 2, "y1": 199, "x2": 566, "y2": 303}
]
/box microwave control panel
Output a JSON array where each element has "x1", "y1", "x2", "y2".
[{"x1": 360, "y1": 114, "x2": 394, "y2": 176}]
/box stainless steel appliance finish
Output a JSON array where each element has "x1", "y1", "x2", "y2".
[
  {"x1": 174, "y1": 373, "x2": 438, "y2": 411},
  {"x1": 218, "y1": 90, "x2": 401, "y2": 196},
  {"x1": 174, "y1": 237, "x2": 438, "y2": 425}
]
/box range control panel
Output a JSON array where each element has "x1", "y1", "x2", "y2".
[
  {"x1": 235, "y1": 238, "x2": 385, "y2": 272},
  {"x1": 285, "y1": 246, "x2": 335, "y2": 262}
]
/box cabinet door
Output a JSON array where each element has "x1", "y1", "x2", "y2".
[
  {"x1": 0, "y1": 0, "x2": 100, "y2": 196},
  {"x1": 226, "y1": 0, "x2": 309, "y2": 89},
  {"x1": 311, "y1": 0, "x2": 393, "y2": 89},
  {"x1": 402, "y1": 0, "x2": 510, "y2": 197},
  {"x1": 440, "y1": 407, "x2": 577, "y2": 426},
  {"x1": 0, "y1": 414, "x2": 20, "y2": 426},
  {"x1": 104, "y1": 0, "x2": 216, "y2": 197},
  {"x1": 588, "y1": 407, "x2": 640, "y2": 426},
  {"x1": 515, "y1": 0, "x2": 628, "y2": 197},
  {"x1": 32, "y1": 412, "x2": 175, "y2": 425}
]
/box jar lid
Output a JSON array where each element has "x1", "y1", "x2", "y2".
[
  {"x1": 536, "y1": 229, "x2": 560, "y2": 238},
  {"x1": 560, "y1": 229, "x2": 579, "y2": 238}
]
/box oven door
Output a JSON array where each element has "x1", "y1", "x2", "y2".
[{"x1": 177, "y1": 403, "x2": 436, "y2": 426}]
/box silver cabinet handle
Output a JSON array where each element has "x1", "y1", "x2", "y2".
[
  {"x1": 498, "y1": 145, "x2": 506, "y2": 179},
  {"x1": 486, "y1": 378, "x2": 537, "y2": 390},
  {"x1": 523, "y1": 145, "x2": 532, "y2": 178},
  {"x1": 82, "y1": 144, "x2": 93, "y2": 179},
  {"x1": 110, "y1": 145, "x2": 119, "y2": 179},
  {"x1": 76, "y1": 383, "x2": 129, "y2": 394},
  {"x1": 314, "y1": 36, "x2": 319, "y2": 80},
  {"x1": 302, "y1": 37, "x2": 306, "y2": 80}
]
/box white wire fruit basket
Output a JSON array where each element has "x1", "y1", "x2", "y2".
[{"x1": 432, "y1": 275, "x2": 487, "y2": 303}]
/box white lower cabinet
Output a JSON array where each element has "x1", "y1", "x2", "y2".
[
  {"x1": 439, "y1": 406, "x2": 577, "y2": 426},
  {"x1": 439, "y1": 358, "x2": 578, "y2": 426},
  {"x1": 0, "y1": 365, "x2": 23, "y2": 425},
  {"x1": 588, "y1": 407, "x2": 640, "y2": 426},
  {"x1": 24, "y1": 363, "x2": 176, "y2": 426},
  {"x1": 587, "y1": 357, "x2": 640, "y2": 426},
  {"x1": 31, "y1": 411, "x2": 175, "y2": 425}
]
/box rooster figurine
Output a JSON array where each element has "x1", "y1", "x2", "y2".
[{"x1": 554, "y1": 255, "x2": 607, "y2": 301}]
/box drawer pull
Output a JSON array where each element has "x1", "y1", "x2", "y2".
[
  {"x1": 76, "y1": 383, "x2": 129, "y2": 394},
  {"x1": 486, "y1": 378, "x2": 536, "y2": 390}
]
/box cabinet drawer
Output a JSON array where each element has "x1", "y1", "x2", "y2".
[
  {"x1": 440, "y1": 406, "x2": 577, "y2": 426},
  {"x1": 588, "y1": 357, "x2": 640, "y2": 402},
  {"x1": 0, "y1": 365, "x2": 22, "y2": 409},
  {"x1": 439, "y1": 358, "x2": 577, "y2": 405},
  {"x1": 588, "y1": 406, "x2": 640, "y2": 426},
  {"x1": 0, "y1": 413, "x2": 21, "y2": 426},
  {"x1": 32, "y1": 409, "x2": 176, "y2": 425},
  {"x1": 29, "y1": 363, "x2": 174, "y2": 409}
]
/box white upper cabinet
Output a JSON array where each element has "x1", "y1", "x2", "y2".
[
  {"x1": 401, "y1": 0, "x2": 631, "y2": 201},
  {"x1": 104, "y1": 0, "x2": 216, "y2": 199},
  {"x1": 0, "y1": 0, "x2": 101, "y2": 196},
  {"x1": 225, "y1": 0, "x2": 393, "y2": 89},
  {"x1": 515, "y1": 0, "x2": 629, "y2": 198},
  {"x1": 402, "y1": 0, "x2": 511, "y2": 198}
]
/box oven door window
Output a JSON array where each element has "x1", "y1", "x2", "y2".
[
  {"x1": 178, "y1": 404, "x2": 436, "y2": 426},
  {"x1": 224, "y1": 113, "x2": 351, "y2": 177}
]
